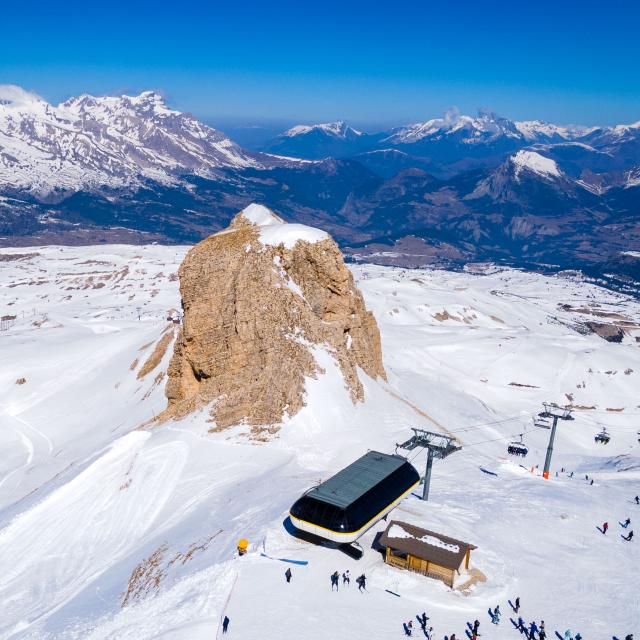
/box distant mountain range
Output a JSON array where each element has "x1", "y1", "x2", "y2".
[{"x1": 1, "y1": 86, "x2": 639, "y2": 286}]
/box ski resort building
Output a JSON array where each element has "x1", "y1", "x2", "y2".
[
  {"x1": 379, "y1": 520, "x2": 476, "y2": 588},
  {"x1": 289, "y1": 451, "x2": 420, "y2": 545}
]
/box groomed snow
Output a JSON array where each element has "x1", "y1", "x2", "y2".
[
  {"x1": 512, "y1": 150, "x2": 562, "y2": 179},
  {"x1": 240, "y1": 203, "x2": 329, "y2": 249}
]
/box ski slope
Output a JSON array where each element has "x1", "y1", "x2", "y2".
[{"x1": 0, "y1": 247, "x2": 638, "y2": 639}]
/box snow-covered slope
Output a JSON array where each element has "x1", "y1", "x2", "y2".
[
  {"x1": 0, "y1": 85, "x2": 262, "y2": 199},
  {"x1": 0, "y1": 247, "x2": 639, "y2": 639},
  {"x1": 511, "y1": 150, "x2": 562, "y2": 180}
]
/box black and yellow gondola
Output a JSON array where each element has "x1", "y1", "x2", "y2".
[{"x1": 289, "y1": 451, "x2": 420, "y2": 544}]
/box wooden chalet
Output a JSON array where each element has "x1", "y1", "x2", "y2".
[{"x1": 379, "y1": 520, "x2": 476, "y2": 588}]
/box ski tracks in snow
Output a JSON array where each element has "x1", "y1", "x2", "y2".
[
  {"x1": 0, "y1": 430, "x2": 188, "y2": 637},
  {"x1": 0, "y1": 407, "x2": 54, "y2": 496}
]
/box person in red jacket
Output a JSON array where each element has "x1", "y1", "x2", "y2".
[{"x1": 602, "y1": 521, "x2": 609, "y2": 534}]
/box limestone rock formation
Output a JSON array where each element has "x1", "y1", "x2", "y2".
[{"x1": 162, "y1": 203, "x2": 386, "y2": 429}]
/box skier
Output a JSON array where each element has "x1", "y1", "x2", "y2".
[
  {"x1": 426, "y1": 626, "x2": 434, "y2": 639},
  {"x1": 574, "y1": 633, "x2": 582, "y2": 640},
  {"x1": 491, "y1": 605, "x2": 501, "y2": 624},
  {"x1": 419, "y1": 612, "x2": 429, "y2": 629},
  {"x1": 285, "y1": 567, "x2": 292, "y2": 583},
  {"x1": 622, "y1": 530, "x2": 634, "y2": 541},
  {"x1": 602, "y1": 521, "x2": 609, "y2": 534},
  {"x1": 517, "y1": 617, "x2": 526, "y2": 634},
  {"x1": 514, "y1": 596, "x2": 521, "y2": 613},
  {"x1": 404, "y1": 621, "x2": 413, "y2": 636},
  {"x1": 563, "y1": 629, "x2": 572, "y2": 640},
  {"x1": 342, "y1": 569, "x2": 350, "y2": 586},
  {"x1": 331, "y1": 570, "x2": 340, "y2": 591},
  {"x1": 635, "y1": 496, "x2": 639, "y2": 505},
  {"x1": 472, "y1": 619, "x2": 480, "y2": 636},
  {"x1": 529, "y1": 620, "x2": 538, "y2": 639},
  {"x1": 625, "y1": 634, "x2": 633, "y2": 640},
  {"x1": 569, "y1": 471, "x2": 574, "y2": 478},
  {"x1": 357, "y1": 573, "x2": 367, "y2": 591},
  {"x1": 590, "y1": 479, "x2": 594, "y2": 485},
  {"x1": 621, "y1": 517, "x2": 631, "y2": 528},
  {"x1": 222, "y1": 615, "x2": 230, "y2": 634}
]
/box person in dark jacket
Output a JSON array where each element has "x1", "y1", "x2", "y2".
[
  {"x1": 622, "y1": 530, "x2": 634, "y2": 541},
  {"x1": 331, "y1": 571, "x2": 339, "y2": 590},
  {"x1": 343, "y1": 570, "x2": 350, "y2": 585},
  {"x1": 222, "y1": 615, "x2": 230, "y2": 634},
  {"x1": 285, "y1": 567, "x2": 292, "y2": 583},
  {"x1": 529, "y1": 621, "x2": 538, "y2": 639},
  {"x1": 621, "y1": 517, "x2": 631, "y2": 528},
  {"x1": 635, "y1": 496, "x2": 639, "y2": 505},
  {"x1": 357, "y1": 573, "x2": 367, "y2": 591},
  {"x1": 514, "y1": 596, "x2": 521, "y2": 612}
]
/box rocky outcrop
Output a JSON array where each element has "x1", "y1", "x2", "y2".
[{"x1": 161, "y1": 204, "x2": 385, "y2": 429}]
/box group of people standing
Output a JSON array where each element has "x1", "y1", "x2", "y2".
[{"x1": 329, "y1": 569, "x2": 366, "y2": 592}]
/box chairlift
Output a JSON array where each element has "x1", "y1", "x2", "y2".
[
  {"x1": 507, "y1": 434, "x2": 529, "y2": 457},
  {"x1": 534, "y1": 414, "x2": 552, "y2": 429},
  {"x1": 594, "y1": 427, "x2": 610, "y2": 445}
]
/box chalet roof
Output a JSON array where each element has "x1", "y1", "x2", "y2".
[
  {"x1": 379, "y1": 520, "x2": 476, "y2": 571},
  {"x1": 306, "y1": 451, "x2": 409, "y2": 509}
]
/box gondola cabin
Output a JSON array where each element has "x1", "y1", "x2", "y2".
[
  {"x1": 289, "y1": 451, "x2": 420, "y2": 544},
  {"x1": 380, "y1": 520, "x2": 476, "y2": 589}
]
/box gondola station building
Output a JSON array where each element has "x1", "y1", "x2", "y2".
[{"x1": 379, "y1": 520, "x2": 476, "y2": 588}]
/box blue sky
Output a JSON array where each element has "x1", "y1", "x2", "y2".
[{"x1": 1, "y1": 0, "x2": 639, "y2": 127}]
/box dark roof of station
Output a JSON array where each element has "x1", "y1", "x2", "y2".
[{"x1": 306, "y1": 451, "x2": 411, "y2": 509}]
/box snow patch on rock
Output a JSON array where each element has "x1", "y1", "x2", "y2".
[{"x1": 239, "y1": 203, "x2": 329, "y2": 249}]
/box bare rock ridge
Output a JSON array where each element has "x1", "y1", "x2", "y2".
[{"x1": 161, "y1": 203, "x2": 386, "y2": 429}]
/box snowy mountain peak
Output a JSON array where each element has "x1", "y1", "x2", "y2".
[
  {"x1": 0, "y1": 86, "x2": 262, "y2": 199},
  {"x1": 513, "y1": 119, "x2": 592, "y2": 141},
  {"x1": 284, "y1": 121, "x2": 363, "y2": 139},
  {"x1": 385, "y1": 110, "x2": 594, "y2": 146},
  {"x1": 511, "y1": 150, "x2": 562, "y2": 179}
]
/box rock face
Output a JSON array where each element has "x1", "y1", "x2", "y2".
[{"x1": 162, "y1": 203, "x2": 386, "y2": 429}]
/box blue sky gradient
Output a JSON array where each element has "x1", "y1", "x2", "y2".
[{"x1": 2, "y1": 0, "x2": 639, "y2": 127}]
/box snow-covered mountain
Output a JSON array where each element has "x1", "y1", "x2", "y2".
[
  {"x1": 283, "y1": 121, "x2": 363, "y2": 140},
  {"x1": 0, "y1": 85, "x2": 264, "y2": 199},
  {"x1": 262, "y1": 121, "x2": 370, "y2": 159},
  {"x1": 1, "y1": 245, "x2": 638, "y2": 638},
  {"x1": 383, "y1": 110, "x2": 588, "y2": 146},
  {"x1": 466, "y1": 149, "x2": 590, "y2": 205}
]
